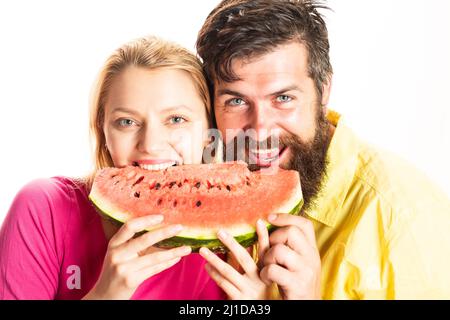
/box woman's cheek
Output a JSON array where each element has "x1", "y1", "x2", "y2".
[
  {"x1": 169, "y1": 125, "x2": 205, "y2": 165},
  {"x1": 107, "y1": 131, "x2": 135, "y2": 167}
]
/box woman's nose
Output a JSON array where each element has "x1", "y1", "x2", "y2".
[{"x1": 137, "y1": 122, "x2": 167, "y2": 154}]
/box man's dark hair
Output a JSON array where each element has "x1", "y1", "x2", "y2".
[{"x1": 196, "y1": 0, "x2": 333, "y2": 100}]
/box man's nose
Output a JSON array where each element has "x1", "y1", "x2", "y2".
[{"x1": 249, "y1": 102, "x2": 275, "y2": 142}]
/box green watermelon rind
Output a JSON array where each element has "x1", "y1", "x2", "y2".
[
  {"x1": 155, "y1": 199, "x2": 303, "y2": 252},
  {"x1": 90, "y1": 195, "x2": 303, "y2": 252}
]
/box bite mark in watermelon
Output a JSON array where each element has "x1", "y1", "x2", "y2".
[{"x1": 89, "y1": 161, "x2": 303, "y2": 252}]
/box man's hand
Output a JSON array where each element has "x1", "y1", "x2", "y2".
[{"x1": 260, "y1": 213, "x2": 321, "y2": 300}]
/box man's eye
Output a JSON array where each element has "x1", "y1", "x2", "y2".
[
  {"x1": 227, "y1": 98, "x2": 246, "y2": 106},
  {"x1": 169, "y1": 116, "x2": 187, "y2": 125},
  {"x1": 276, "y1": 95, "x2": 292, "y2": 103},
  {"x1": 117, "y1": 118, "x2": 136, "y2": 127}
]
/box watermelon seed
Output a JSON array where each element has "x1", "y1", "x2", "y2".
[
  {"x1": 196, "y1": 200, "x2": 202, "y2": 207},
  {"x1": 195, "y1": 182, "x2": 201, "y2": 188},
  {"x1": 226, "y1": 185, "x2": 231, "y2": 191},
  {"x1": 157, "y1": 198, "x2": 163, "y2": 205},
  {"x1": 113, "y1": 181, "x2": 120, "y2": 185},
  {"x1": 132, "y1": 176, "x2": 144, "y2": 187},
  {"x1": 134, "y1": 191, "x2": 140, "y2": 198},
  {"x1": 111, "y1": 174, "x2": 118, "y2": 178},
  {"x1": 178, "y1": 182, "x2": 182, "y2": 188},
  {"x1": 173, "y1": 200, "x2": 177, "y2": 207},
  {"x1": 169, "y1": 181, "x2": 177, "y2": 188},
  {"x1": 155, "y1": 183, "x2": 161, "y2": 190}
]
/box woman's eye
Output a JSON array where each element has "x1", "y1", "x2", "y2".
[
  {"x1": 227, "y1": 98, "x2": 246, "y2": 107},
  {"x1": 276, "y1": 95, "x2": 292, "y2": 103},
  {"x1": 168, "y1": 116, "x2": 187, "y2": 125},
  {"x1": 117, "y1": 118, "x2": 136, "y2": 127}
]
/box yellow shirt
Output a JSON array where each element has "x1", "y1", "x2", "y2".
[{"x1": 310, "y1": 110, "x2": 450, "y2": 299}]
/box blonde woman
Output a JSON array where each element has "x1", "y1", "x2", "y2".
[{"x1": 0, "y1": 36, "x2": 226, "y2": 300}]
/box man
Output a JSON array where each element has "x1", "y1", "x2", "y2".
[{"x1": 196, "y1": 0, "x2": 450, "y2": 299}]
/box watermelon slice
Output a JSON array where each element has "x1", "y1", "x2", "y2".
[{"x1": 89, "y1": 161, "x2": 303, "y2": 252}]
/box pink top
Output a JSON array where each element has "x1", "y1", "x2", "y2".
[{"x1": 0, "y1": 177, "x2": 226, "y2": 300}]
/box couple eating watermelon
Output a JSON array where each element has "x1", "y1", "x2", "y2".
[{"x1": 2, "y1": 0, "x2": 450, "y2": 300}]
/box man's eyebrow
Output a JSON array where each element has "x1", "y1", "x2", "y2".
[
  {"x1": 269, "y1": 85, "x2": 303, "y2": 97},
  {"x1": 217, "y1": 85, "x2": 303, "y2": 98},
  {"x1": 216, "y1": 89, "x2": 245, "y2": 97}
]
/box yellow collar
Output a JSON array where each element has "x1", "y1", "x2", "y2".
[{"x1": 305, "y1": 110, "x2": 360, "y2": 227}]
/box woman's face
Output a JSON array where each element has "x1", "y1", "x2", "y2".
[{"x1": 103, "y1": 66, "x2": 209, "y2": 170}]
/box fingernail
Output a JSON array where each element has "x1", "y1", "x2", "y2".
[
  {"x1": 257, "y1": 219, "x2": 265, "y2": 227},
  {"x1": 150, "y1": 215, "x2": 164, "y2": 222},
  {"x1": 217, "y1": 229, "x2": 228, "y2": 239},
  {"x1": 180, "y1": 246, "x2": 191, "y2": 254},
  {"x1": 172, "y1": 224, "x2": 183, "y2": 232},
  {"x1": 199, "y1": 247, "x2": 210, "y2": 256},
  {"x1": 268, "y1": 214, "x2": 277, "y2": 222}
]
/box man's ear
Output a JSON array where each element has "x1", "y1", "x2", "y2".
[{"x1": 321, "y1": 76, "x2": 333, "y2": 107}]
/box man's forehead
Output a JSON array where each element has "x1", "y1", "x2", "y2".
[{"x1": 215, "y1": 42, "x2": 309, "y2": 86}]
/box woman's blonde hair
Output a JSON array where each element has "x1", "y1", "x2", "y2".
[{"x1": 84, "y1": 36, "x2": 211, "y2": 189}]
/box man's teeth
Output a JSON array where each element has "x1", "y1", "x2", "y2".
[
  {"x1": 250, "y1": 148, "x2": 280, "y2": 155},
  {"x1": 139, "y1": 161, "x2": 176, "y2": 171}
]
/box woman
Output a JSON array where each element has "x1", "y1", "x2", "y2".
[{"x1": 0, "y1": 36, "x2": 270, "y2": 300}]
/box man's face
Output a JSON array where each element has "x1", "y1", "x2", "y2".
[{"x1": 214, "y1": 42, "x2": 333, "y2": 210}]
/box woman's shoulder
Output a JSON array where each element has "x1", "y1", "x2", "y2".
[
  {"x1": 7, "y1": 176, "x2": 92, "y2": 225},
  {"x1": 14, "y1": 176, "x2": 87, "y2": 206}
]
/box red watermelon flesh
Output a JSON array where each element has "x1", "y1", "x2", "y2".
[{"x1": 89, "y1": 161, "x2": 302, "y2": 251}]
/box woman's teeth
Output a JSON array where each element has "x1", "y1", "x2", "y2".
[{"x1": 139, "y1": 161, "x2": 177, "y2": 171}]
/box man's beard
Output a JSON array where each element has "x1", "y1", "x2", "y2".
[{"x1": 223, "y1": 107, "x2": 332, "y2": 213}]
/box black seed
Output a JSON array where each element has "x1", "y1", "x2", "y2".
[
  {"x1": 169, "y1": 181, "x2": 177, "y2": 188},
  {"x1": 132, "y1": 176, "x2": 144, "y2": 187},
  {"x1": 134, "y1": 191, "x2": 140, "y2": 198},
  {"x1": 155, "y1": 183, "x2": 161, "y2": 190},
  {"x1": 157, "y1": 199, "x2": 163, "y2": 205},
  {"x1": 178, "y1": 182, "x2": 182, "y2": 188},
  {"x1": 196, "y1": 200, "x2": 202, "y2": 207},
  {"x1": 173, "y1": 200, "x2": 177, "y2": 207},
  {"x1": 226, "y1": 185, "x2": 231, "y2": 191},
  {"x1": 195, "y1": 182, "x2": 201, "y2": 188}
]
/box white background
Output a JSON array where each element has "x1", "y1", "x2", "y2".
[{"x1": 0, "y1": 0, "x2": 449, "y2": 223}]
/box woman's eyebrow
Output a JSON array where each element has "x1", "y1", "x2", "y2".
[
  {"x1": 110, "y1": 107, "x2": 141, "y2": 116},
  {"x1": 160, "y1": 105, "x2": 194, "y2": 113}
]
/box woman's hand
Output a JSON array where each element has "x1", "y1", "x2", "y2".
[
  {"x1": 82, "y1": 215, "x2": 191, "y2": 300},
  {"x1": 199, "y1": 219, "x2": 272, "y2": 300}
]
